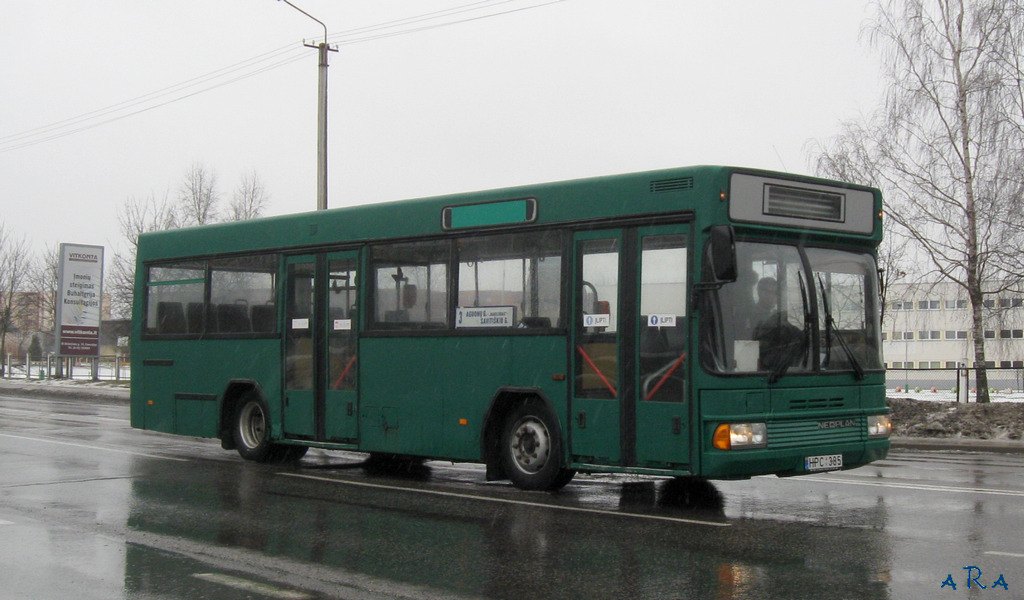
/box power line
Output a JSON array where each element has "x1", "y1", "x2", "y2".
[{"x1": 0, "y1": 0, "x2": 568, "y2": 154}]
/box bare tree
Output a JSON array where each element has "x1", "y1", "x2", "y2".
[
  {"x1": 109, "y1": 192, "x2": 176, "y2": 319},
  {"x1": 810, "y1": 0, "x2": 1024, "y2": 402},
  {"x1": 0, "y1": 222, "x2": 32, "y2": 371},
  {"x1": 227, "y1": 168, "x2": 269, "y2": 221},
  {"x1": 178, "y1": 162, "x2": 219, "y2": 226},
  {"x1": 27, "y1": 244, "x2": 60, "y2": 333}
]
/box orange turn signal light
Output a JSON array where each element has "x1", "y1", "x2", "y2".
[{"x1": 712, "y1": 424, "x2": 731, "y2": 450}]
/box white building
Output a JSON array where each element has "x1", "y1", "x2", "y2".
[{"x1": 883, "y1": 281, "x2": 1024, "y2": 369}]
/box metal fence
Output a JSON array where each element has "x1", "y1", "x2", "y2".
[
  {"x1": 886, "y1": 367, "x2": 1024, "y2": 402},
  {"x1": 3, "y1": 354, "x2": 131, "y2": 382},
  {"x1": 3, "y1": 357, "x2": 1019, "y2": 400}
]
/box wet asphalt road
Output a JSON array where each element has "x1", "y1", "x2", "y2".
[{"x1": 1, "y1": 390, "x2": 1023, "y2": 600}]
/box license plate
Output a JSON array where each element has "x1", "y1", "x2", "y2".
[{"x1": 805, "y1": 454, "x2": 843, "y2": 472}]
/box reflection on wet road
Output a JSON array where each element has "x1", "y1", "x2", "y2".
[{"x1": 1, "y1": 393, "x2": 1022, "y2": 599}]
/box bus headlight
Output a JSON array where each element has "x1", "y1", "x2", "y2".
[
  {"x1": 867, "y1": 415, "x2": 892, "y2": 439},
  {"x1": 713, "y1": 423, "x2": 767, "y2": 450}
]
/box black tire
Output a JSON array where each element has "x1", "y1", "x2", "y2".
[
  {"x1": 500, "y1": 399, "x2": 574, "y2": 491},
  {"x1": 232, "y1": 393, "x2": 277, "y2": 462}
]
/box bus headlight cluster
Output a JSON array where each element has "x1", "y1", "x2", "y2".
[
  {"x1": 713, "y1": 423, "x2": 767, "y2": 450},
  {"x1": 867, "y1": 415, "x2": 892, "y2": 439}
]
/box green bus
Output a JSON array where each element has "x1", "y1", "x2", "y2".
[{"x1": 130, "y1": 165, "x2": 891, "y2": 490}]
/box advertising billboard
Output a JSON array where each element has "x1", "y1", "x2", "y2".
[{"x1": 55, "y1": 243, "x2": 104, "y2": 357}]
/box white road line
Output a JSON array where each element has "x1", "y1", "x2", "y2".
[
  {"x1": 809, "y1": 476, "x2": 1024, "y2": 498},
  {"x1": 193, "y1": 573, "x2": 312, "y2": 600},
  {"x1": 0, "y1": 520, "x2": 14, "y2": 526},
  {"x1": 0, "y1": 432, "x2": 188, "y2": 462},
  {"x1": 985, "y1": 551, "x2": 1024, "y2": 559},
  {"x1": 282, "y1": 472, "x2": 731, "y2": 527}
]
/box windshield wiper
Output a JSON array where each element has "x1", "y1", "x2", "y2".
[{"x1": 817, "y1": 275, "x2": 865, "y2": 381}]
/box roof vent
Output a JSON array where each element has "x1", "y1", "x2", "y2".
[
  {"x1": 764, "y1": 184, "x2": 845, "y2": 222},
  {"x1": 649, "y1": 177, "x2": 694, "y2": 193}
]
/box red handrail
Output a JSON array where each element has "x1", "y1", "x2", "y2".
[
  {"x1": 576, "y1": 345, "x2": 617, "y2": 397},
  {"x1": 644, "y1": 353, "x2": 686, "y2": 401},
  {"x1": 331, "y1": 355, "x2": 357, "y2": 390}
]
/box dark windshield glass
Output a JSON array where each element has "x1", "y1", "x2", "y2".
[{"x1": 701, "y1": 241, "x2": 882, "y2": 377}]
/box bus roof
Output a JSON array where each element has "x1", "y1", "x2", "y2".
[{"x1": 137, "y1": 165, "x2": 880, "y2": 261}]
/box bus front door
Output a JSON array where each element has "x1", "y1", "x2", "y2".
[
  {"x1": 572, "y1": 226, "x2": 690, "y2": 469},
  {"x1": 283, "y1": 252, "x2": 359, "y2": 442}
]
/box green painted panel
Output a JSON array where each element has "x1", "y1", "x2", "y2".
[
  {"x1": 359, "y1": 335, "x2": 567, "y2": 460},
  {"x1": 635, "y1": 402, "x2": 687, "y2": 467},
  {"x1": 130, "y1": 338, "x2": 282, "y2": 438},
  {"x1": 569, "y1": 397, "x2": 620, "y2": 463}
]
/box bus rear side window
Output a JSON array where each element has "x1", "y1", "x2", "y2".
[
  {"x1": 209, "y1": 255, "x2": 278, "y2": 334},
  {"x1": 144, "y1": 254, "x2": 279, "y2": 337},
  {"x1": 145, "y1": 263, "x2": 204, "y2": 335}
]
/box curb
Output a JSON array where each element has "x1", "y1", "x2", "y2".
[
  {"x1": 0, "y1": 379, "x2": 129, "y2": 404},
  {"x1": 890, "y1": 436, "x2": 1024, "y2": 454}
]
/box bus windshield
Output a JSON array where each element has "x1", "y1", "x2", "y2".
[{"x1": 702, "y1": 241, "x2": 883, "y2": 378}]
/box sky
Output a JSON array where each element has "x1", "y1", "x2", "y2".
[{"x1": 0, "y1": 0, "x2": 886, "y2": 264}]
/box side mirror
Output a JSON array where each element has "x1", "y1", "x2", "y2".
[{"x1": 708, "y1": 225, "x2": 737, "y2": 283}]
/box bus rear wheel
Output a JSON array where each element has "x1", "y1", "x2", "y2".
[
  {"x1": 231, "y1": 393, "x2": 306, "y2": 463},
  {"x1": 501, "y1": 400, "x2": 574, "y2": 491}
]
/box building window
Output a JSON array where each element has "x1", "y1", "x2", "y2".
[
  {"x1": 918, "y1": 299, "x2": 940, "y2": 310},
  {"x1": 946, "y1": 299, "x2": 968, "y2": 309},
  {"x1": 985, "y1": 330, "x2": 996, "y2": 339},
  {"x1": 918, "y1": 330, "x2": 941, "y2": 340}
]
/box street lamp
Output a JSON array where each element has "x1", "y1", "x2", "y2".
[{"x1": 278, "y1": 0, "x2": 337, "y2": 211}]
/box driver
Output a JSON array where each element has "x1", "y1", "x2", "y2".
[{"x1": 749, "y1": 277, "x2": 804, "y2": 370}]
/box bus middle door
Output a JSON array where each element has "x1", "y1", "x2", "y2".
[
  {"x1": 283, "y1": 252, "x2": 359, "y2": 442},
  {"x1": 571, "y1": 226, "x2": 691, "y2": 469}
]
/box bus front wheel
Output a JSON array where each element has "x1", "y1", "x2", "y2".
[{"x1": 501, "y1": 400, "x2": 575, "y2": 491}]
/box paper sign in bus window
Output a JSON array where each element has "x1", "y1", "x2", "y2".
[{"x1": 583, "y1": 314, "x2": 611, "y2": 328}]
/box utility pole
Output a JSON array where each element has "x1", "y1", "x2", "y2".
[{"x1": 278, "y1": 0, "x2": 337, "y2": 211}]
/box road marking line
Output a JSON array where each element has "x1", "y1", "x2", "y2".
[
  {"x1": 0, "y1": 519, "x2": 14, "y2": 526},
  {"x1": 193, "y1": 573, "x2": 312, "y2": 599},
  {"x1": 0, "y1": 432, "x2": 188, "y2": 462},
  {"x1": 282, "y1": 472, "x2": 731, "y2": 527},
  {"x1": 809, "y1": 476, "x2": 1024, "y2": 498},
  {"x1": 986, "y1": 551, "x2": 1024, "y2": 558}
]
